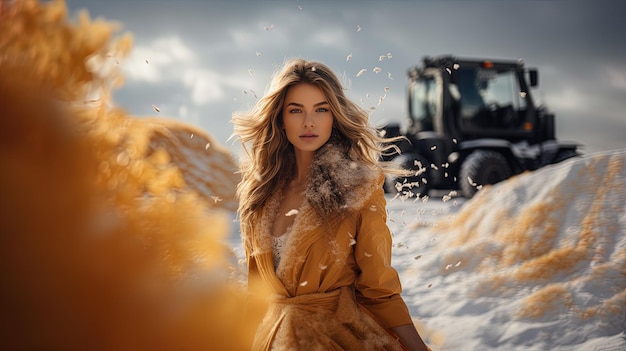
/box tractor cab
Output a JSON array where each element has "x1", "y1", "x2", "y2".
[{"x1": 383, "y1": 55, "x2": 579, "y2": 198}]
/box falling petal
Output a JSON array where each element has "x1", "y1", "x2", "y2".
[
  {"x1": 455, "y1": 261, "x2": 461, "y2": 267},
  {"x1": 373, "y1": 67, "x2": 382, "y2": 74},
  {"x1": 384, "y1": 86, "x2": 390, "y2": 92},
  {"x1": 356, "y1": 68, "x2": 367, "y2": 77},
  {"x1": 311, "y1": 66, "x2": 316, "y2": 71},
  {"x1": 349, "y1": 239, "x2": 357, "y2": 246},
  {"x1": 379, "y1": 55, "x2": 385, "y2": 62},
  {"x1": 248, "y1": 69, "x2": 254, "y2": 76},
  {"x1": 145, "y1": 59, "x2": 149, "y2": 64},
  {"x1": 300, "y1": 281, "x2": 308, "y2": 286},
  {"x1": 189, "y1": 134, "x2": 194, "y2": 139},
  {"x1": 264, "y1": 24, "x2": 275, "y2": 31},
  {"x1": 298, "y1": 5, "x2": 303, "y2": 10},
  {"x1": 285, "y1": 209, "x2": 299, "y2": 217},
  {"x1": 387, "y1": 72, "x2": 393, "y2": 80},
  {"x1": 152, "y1": 104, "x2": 160, "y2": 112},
  {"x1": 369, "y1": 205, "x2": 377, "y2": 211},
  {"x1": 256, "y1": 51, "x2": 262, "y2": 57},
  {"x1": 430, "y1": 145, "x2": 437, "y2": 150},
  {"x1": 414, "y1": 255, "x2": 422, "y2": 260},
  {"x1": 205, "y1": 143, "x2": 211, "y2": 150},
  {"x1": 346, "y1": 53, "x2": 352, "y2": 61},
  {"x1": 364, "y1": 251, "x2": 373, "y2": 257},
  {"x1": 211, "y1": 196, "x2": 223, "y2": 204},
  {"x1": 387, "y1": 53, "x2": 392, "y2": 59},
  {"x1": 357, "y1": 24, "x2": 362, "y2": 32},
  {"x1": 319, "y1": 264, "x2": 327, "y2": 270}
]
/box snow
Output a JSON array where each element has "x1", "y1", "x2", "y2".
[{"x1": 227, "y1": 148, "x2": 626, "y2": 351}]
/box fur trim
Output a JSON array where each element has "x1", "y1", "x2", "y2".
[
  {"x1": 306, "y1": 141, "x2": 380, "y2": 218},
  {"x1": 246, "y1": 141, "x2": 381, "y2": 267}
]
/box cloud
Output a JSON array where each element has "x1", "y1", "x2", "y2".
[
  {"x1": 183, "y1": 68, "x2": 225, "y2": 104},
  {"x1": 310, "y1": 27, "x2": 351, "y2": 49},
  {"x1": 123, "y1": 35, "x2": 256, "y2": 106},
  {"x1": 605, "y1": 65, "x2": 626, "y2": 90},
  {"x1": 124, "y1": 36, "x2": 196, "y2": 83}
]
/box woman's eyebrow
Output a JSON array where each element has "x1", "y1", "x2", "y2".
[{"x1": 285, "y1": 101, "x2": 329, "y2": 107}]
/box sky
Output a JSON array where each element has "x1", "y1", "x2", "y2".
[{"x1": 65, "y1": 0, "x2": 626, "y2": 156}]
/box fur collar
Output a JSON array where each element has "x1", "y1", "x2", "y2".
[
  {"x1": 306, "y1": 140, "x2": 381, "y2": 218},
  {"x1": 246, "y1": 141, "x2": 381, "y2": 258}
]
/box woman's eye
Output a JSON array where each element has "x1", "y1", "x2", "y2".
[
  {"x1": 317, "y1": 107, "x2": 329, "y2": 112},
  {"x1": 289, "y1": 108, "x2": 302, "y2": 113}
]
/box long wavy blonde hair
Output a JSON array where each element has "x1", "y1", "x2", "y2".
[{"x1": 232, "y1": 58, "x2": 399, "y2": 235}]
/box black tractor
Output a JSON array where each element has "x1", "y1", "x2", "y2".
[{"x1": 382, "y1": 55, "x2": 581, "y2": 198}]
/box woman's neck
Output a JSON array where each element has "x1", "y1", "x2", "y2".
[{"x1": 291, "y1": 149, "x2": 314, "y2": 185}]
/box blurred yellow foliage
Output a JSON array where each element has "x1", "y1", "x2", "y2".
[{"x1": 0, "y1": 1, "x2": 264, "y2": 350}]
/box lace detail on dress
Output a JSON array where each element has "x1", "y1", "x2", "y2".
[{"x1": 273, "y1": 232, "x2": 290, "y2": 270}]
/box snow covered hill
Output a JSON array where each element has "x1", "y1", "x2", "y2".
[{"x1": 386, "y1": 149, "x2": 626, "y2": 351}]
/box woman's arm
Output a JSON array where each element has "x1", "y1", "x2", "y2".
[{"x1": 390, "y1": 323, "x2": 430, "y2": 351}]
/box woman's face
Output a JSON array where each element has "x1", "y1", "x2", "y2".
[{"x1": 282, "y1": 83, "x2": 334, "y2": 154}]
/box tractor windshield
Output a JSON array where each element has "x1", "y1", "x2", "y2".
[
  {"x1": 454, "y1": 67, "x2": 528, "y2": 131},
  {"x1": 408, "y1": 76, "x2": 437, "y2": 131}
]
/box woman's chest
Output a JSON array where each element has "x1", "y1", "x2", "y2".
[{"x1": 271, "y1": 189, "x2": 304, "y2": 237}]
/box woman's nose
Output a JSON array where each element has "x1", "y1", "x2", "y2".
[{"x1": 303, "y1": 113, "x2": 314, "y2": 128}]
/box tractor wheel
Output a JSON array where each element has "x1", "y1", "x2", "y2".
[
  {"x1": 553, "y1": 149, "x2": 578, "y2": 164},
  {"x1": 384, "y1": 154, "x2": 430, "y2": 198},
  {"x1": 460, "y1": 150, "x2": 512, "y2": 199}
]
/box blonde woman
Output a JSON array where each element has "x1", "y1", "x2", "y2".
[{"x1": 232, "y1": 58, "x2": 430, "y2": 351}]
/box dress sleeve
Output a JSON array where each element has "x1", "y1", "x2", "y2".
[{"x1": 353, "y1": 176, "x2": 414, "y2": 328}]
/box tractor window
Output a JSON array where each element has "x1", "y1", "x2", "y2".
[
  {"x1": 409, "y1": 77, "x2": 437, "y2": 131},
  {"x1": 458, "y1": 68, "x2": 526, "y2": 131}
]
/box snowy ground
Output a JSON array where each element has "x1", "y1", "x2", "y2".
[{"x1": 226, "y1": 148, "x2": 626, "y2": 351}]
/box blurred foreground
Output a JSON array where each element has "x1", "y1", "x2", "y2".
[{"x1": 0, "y1": 1, "x2": 264, "y2": 350}]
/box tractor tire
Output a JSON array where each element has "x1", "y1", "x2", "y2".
[
  {"x1": 460, "y1": 150, "x2": 512, "y2": 199},
  {"x1": 384, "y1": 154, "x2": 430, "y2": 198},
  {"x1": 553, "y1": 149, "x2": 578, "y2": 164}
]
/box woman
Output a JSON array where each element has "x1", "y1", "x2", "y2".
[{"x1": 232, "y1": 58, "x2": 430, "y2": 351}]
